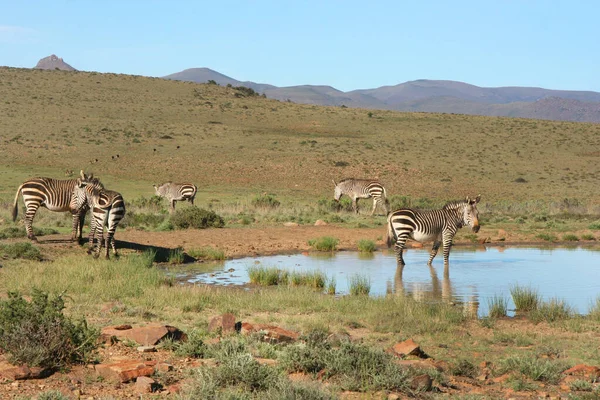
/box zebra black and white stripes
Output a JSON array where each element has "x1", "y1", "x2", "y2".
[
  {"x1": 333, "y1": 178, "x2": 389, "y2": 216},
  {"x1": 12, "y1": 170, "x2": 94, "y2": 241},
  {"x1": 153, "y1": 182, "x2": 197, "y2": 213},
  {"x1": 386, "y1": 195, "x2": 481, "y2": 267},
  {"x1": 73, "y1": 177, "x2": 126, "y2": 259}
]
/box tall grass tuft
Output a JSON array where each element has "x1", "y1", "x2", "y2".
[
  {"x1": 530, "y1": 297, "x2": 573, "y2": 323},
  {"x1": 349, "y1": 274, "x2": 370, "y2": 296},
  {"x1": 357, "y1": 239, "x2": 376, "y2": 253},
  {"x1": 188, "y1": 246, "x2": 225, "y2": 261},
  {"x1": 487, "y1": 295, "x2": 508, "y2": 318},
  {"x1": 327, "y1": 277, "x2": 336, "y2": 295},
  {"x1": 248, "y1": 265, "x2": 285, "y2": 286},
  {"x1": 510, "y1": 284, "x2": 540, "y2": 312},
  {"x1": 0, "y1": 242, "x2": 42, "y2": 261},
  {"x1": 168, "y1": 247, "x2": 185, "y2": 264},
  {"x1": 289, "y1": 270, "x2": 327, "y2": 289},
  {"x1": 308, "y1": 236, "x2": 339, "y2": 252},
  {"x1": 497, "y1": 354, "x2": 567, "y2": 383}
]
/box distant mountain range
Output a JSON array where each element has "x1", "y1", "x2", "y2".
[
  {"x1": 31, "y1": 56, "x2": 600, "y2": 123},
  {"x1": 163, "y1": 68, "x2": 600, "y2": 123}
]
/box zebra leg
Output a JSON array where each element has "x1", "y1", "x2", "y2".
[
  {"x1": 442, "y1": 232, "x2": 454, "y2": 267},
  {"x1": 427, "y1": 241, "x2": 441, "y2": 266},
  {"x1": 393, "y1": 235, "x2": 409, "y2": 266},
  {"x1": 170, "y1": 200, "x2": 176, "y2": 213},
  {"x1": 352, "y1": 198, "x2": 359, "y2": 214},
  {"x1": 370, "y1": 198, "x2": 378, "y2": 216},
  {"x1": 24, "y1": 204, "x2": 40, "y2": 241}
]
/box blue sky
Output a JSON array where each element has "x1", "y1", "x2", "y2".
[{"x1": 1, "y1": 1, "x2": 599, "y2": 92}]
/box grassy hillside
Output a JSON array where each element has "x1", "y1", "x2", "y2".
[{"x1": 1, "y1": 66, "x2": 600, "y2": 211}]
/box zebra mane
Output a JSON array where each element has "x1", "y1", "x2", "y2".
[{"x1": 442, "y1": 199, "x2": 469, "y2": 210}]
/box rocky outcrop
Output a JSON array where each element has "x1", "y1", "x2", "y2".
[{"x1": 34, "y1": 54, "x2": 77, "y2": 71}]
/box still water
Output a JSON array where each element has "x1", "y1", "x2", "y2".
[{"x1": 180, "y1": 246, "x2": 600, "y2": 316}]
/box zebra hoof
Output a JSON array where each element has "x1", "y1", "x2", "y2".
[
  {"x1": 28, "y1": 235, "x2": 38, "y2": 242},
  {"x1": 86, "y1": 249, "x2": 93, "y2": 255},
  {"x1": 93, "y1": 253, "x2": 100, "y2": 259}
]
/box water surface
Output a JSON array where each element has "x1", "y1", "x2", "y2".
[{"x1": 178, "y1": 246, "x2": 600, "y2": 316}]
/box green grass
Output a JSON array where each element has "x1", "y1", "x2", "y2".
[
  {"x1": 487, "y1": 295, "x2": 508, "y2": 318},
  {"x1": 308, "y1": 236, "x2": 339, "y2": 251},
  {"x1": 510, "y1": 285, "x2": 541, "y2": 312},
  {"x1": 348, "y1": 274, "x2": 371, "y2": 296},
  {"x1": 247, "y1": 266, "x2": 328, "y2": 290},
  {"x1": 530, "y1": 297, "x2": 574, "y2": 323},
  {"x1": 168, "y1": 247, "x2": 185, "y2": 264},
  {"x1": 536, "y1": 233, "x2": 558, "y2": 242},
  {"x1": 562, "y1": 233, "x2": 579, "y2": 241},
  {"x1": 187, "y1": 246, "x2": 226, "y2": 261},
  {"x1": 497, "y1": 354, "x2": 568, "y2": 383},
  {"x1": 357, "y1": 239, "x2": 376, "y2": 253},
  {"x1": 0, "y1": 242, "x2": 42, "y2": 261}
]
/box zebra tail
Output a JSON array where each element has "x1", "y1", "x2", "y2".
[
  {"x1": 385, "y1": 213, "x2": 395, "y2": 248},
  {"x1": 12, "y1": 184, "x2": 24, "y2": 222}
]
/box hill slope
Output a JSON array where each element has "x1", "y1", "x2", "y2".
[{"x1": 34, "y1": 54, "x2": 77, "y2": 71}]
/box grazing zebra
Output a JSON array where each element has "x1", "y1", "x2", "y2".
[
  {"x1": 73, "y1": 177, "x2": 126, "y2": 259},
  {"x1": 12, "y1": 170, "x2": 95, "y2": 241},
  {"x1": 386, "y1": 195, "x2": 481, "y2": 267},
  {"x1": 333, "y1": 178, "x2": 389, "y2": 215},
  {"x1": 153, "y1": 182, "x2": 197, "y2": 213}
]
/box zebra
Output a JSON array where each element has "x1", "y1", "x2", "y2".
[
  {"x1": 333, "y1": 178, "x2": 389, "y2": 216},
  {"x1": 12, "y1": 170, "x2": 96, "y2": 242},
  {"x1": 73, "y1": 176, "x2": 126, "y2": 259},
  {"x1": 153, "y1": 182, "x2": 197, "y2": 213},
  {"x1": 386, "y1": 195, "x2": 481, "y2": 267}
]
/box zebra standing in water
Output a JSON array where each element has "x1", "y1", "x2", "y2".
[
  {"x1": 12, "y1": 170, "x2": 94, "y2": 242},
  {"x1": 73, "y1": 176, "x2": 126, "y2": 259},
  {"x1": 386, "y1": 195, "x2": 481, "y2": 267},
  {"x1": 333, "y1": 178, "x2": 389, "y2": 216},
  {"x1": 153, "y1": 182, "x2": 197, "y2": 213}
]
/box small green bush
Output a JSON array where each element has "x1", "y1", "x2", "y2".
[
  {"x1": 0, "y1": 290, "x2": 98, "y2": 370},
  {"x1": 487, "y1": 295, "x2": 508, "y2": 318},
  {"x1": 0, "y1": 242, "x2": 42, "y2": 260},
  {"x1": 37, "y1": 391, "x2": 70, "y2": 400},
  {"x1": 536, "y1": 233, "x2": 557, "y2": 242},
  {"x1": 588, "y1": 222, "x2": 600, "y2": 230},
  {"x1": 581, "y1": 233, "x2": 595, "y2": 241},
  {"x1": 168, "y1": 247, "x2": 185, "y2": 264},
  {"x1": 251, "y1": 193, "x2": 280, "y2": 209},
  {"x1": 357, "y1": 239, "x2": 376, "y2": 253},
  {"x1": 0, "y1": 226, "x2": 58, "y2": 240},
  {"x1": 248, "y1": 265, "x2": 287, "y2": 286},
  {"x1": 530, "y1": 298, "x2": 573, "y2": 323},
  {"x1": 510, "y1": 285, "x2": 540, "y2": 312},
  {"x1": 562, "y1": 233, "x2": 579, "y2": 241},
  {"x1": 327, "y1": 277, "x2": 336, "y2": 295},
  {"x1": 497, "y1": 355, "x2": 566, "y2": 383},
  {"x1": 349, "y1": 274, "x2": 371, "y2": 296},
  {"x1": 171, "y1": 206, "x2": 224, "y2": 229},
  {"x1": 308, "y1": 236, "x2": 339, "y2": 251},
  {"x1": 450, "y1": 359, "x2": 478, "y2": 378},
  {"x1": 188, "y1": 246, "x2": 225, "y2": 261}
]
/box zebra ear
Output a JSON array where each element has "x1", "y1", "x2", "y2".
[
  {"x1": 80, "y1": 170, "x2": 85, "y2": 179},
  {"x1": 332, "y1": 179, "x2": 337, "y2": 186}
]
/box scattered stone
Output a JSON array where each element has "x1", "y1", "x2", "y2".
[
  {"x1": 95, "y1": 360, "x2": 155, "y2": 383},
  {"x1": 240, "y1": 322, "x2": 299, "y2": 343},
  {"x1": 155, "y1": 363, "x2": 173, "y2": 373},
  {"x1": 101, "y1": 324, "x2": 186, "y2": 346},
  {"x1": 283, "y1": 222, "x2": 299, "y2": 227},
  {"x1": 563, "y1": 364, "x2": 600, "y2": 378},
  {"x1": 314, "y1": 219, "x2": 327, "y2": 226},
  {"x1": 254, "y1": 358, "x2": 279, "y2": 366},
  {"x1": 391, "y1": 339, "x2": 425, "y2": 358},
  {"x1": 137, "y1": 346, "x2": 157, "y2": 353},
  {"x1": 208, "y1": 313, "x2": 237, "y2": 334},
  {"x1": 135, "y1": 376, "x2": 157, "y2": 393},
  {"x1": 410, "y1": 374, "x2": 433, "y2": 391}
]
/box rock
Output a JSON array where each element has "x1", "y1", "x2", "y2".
[
  {"x1": 0, "y1": 365, "x2": 31, "y2": 380},
  {"x1": 135, "y1": 376, "x2": 157, "y2": 393},
  {"x1": 391, "y1": 339, "x2": 424, "y2": 358},
  {"x1": 254, "y1": 358, "x2": 278, "y2": 366},
  {"x1": 240, "y1": 322, "x2": 299, "y2": 343},
  {"x1": 327, "y1": 332, "x2": 351, "y2": 346},
  {"x1": 101, "y1": 324, "x2": 186, "y2": 346},
  {"x1": 155, "y1": 363, "x2": 173, "y2": 373},
  {"x1": 395, "y1": 359, "x2": 443, "y2": 371},
  {"x1": 240, "y1": 322, "x2": 255, "y2": 336},
  {"x1": 314, "y1": 219, "x2": 327, "y2": 226},
  {"x1": 95, "y1": 360, "x2": 155, "y2": 383},
  {"x1": 283, "y1": 222, "x2": 299, "y2": 227},
  {"x1": 137, "y1": 346, "x2": 157, "y2": 353},
  {"x1": 410, "y1": 374, "x2": 433, "y2": 391},
  {"x1": 208, "y1": 313, "x2": 237, "y2": 334},
  {"x1": 563, "y1": 364, "x2": 600, "y2": 378}
]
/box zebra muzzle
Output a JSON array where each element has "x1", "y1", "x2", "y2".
[{"x1": 472, "y1": 225, "x2": 480, "y2": 233}]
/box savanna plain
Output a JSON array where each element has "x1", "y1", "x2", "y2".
[{"x1": 1, "y1": 67, "x2": 600, "y2": 399}]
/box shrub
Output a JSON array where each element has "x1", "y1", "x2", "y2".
[
  {"x1": 581, "y1": 233, "x2": 595, "y2": 241},
  {"x1": 487, "y1": 295, "x2": 508, "y2": 318},
  {"x1": 357, "y1": 239, "x2": 376, "y2": 253},
  {"x1": 349, "y1": 274, "x2": 370, "y2": 296},
  {"x1": 530, "y1": 298, "x2": 573, "y2": 323},
  {"x1": 0, "y1": 290, "x2": 98, "y2": 370},
  {"x1": 308, "y1": 236, "x2": 339, "y2": 251},
  {"x1": 317, "y1": 198, "x2": 352, "y2": 213},
  {"x1": 0, "y1": 242, "x2": 42, "y2": 260},
  {"x1": 588, "y1": 222, "x2": 600, "y2": 230},
  {"x1": 536, "y1": 233, "x2": 557, "y2": 242},
  {"x1": 251, "y1": 193, "x2": 280, "y2": 209},
  {"x1": 171, "y1": 206, "x2": 224, "y2": 229},
  {"x1": 510, "y1": 285, "x2": 540, "y2": 312},
  {"x1": 497, "y1": 355, "x2": 566, "y2": 383},
  {"x1": 327, "y1": 277, "x2": 336, "y2": 295},
  {"x1": 562, "y1": 233, "x2": 579, "y2": 241},
  {"x1": 0, "y1": 226, "x2": 58, "y2": 240},
  {"x1": 168, "y1": 247, "x2": 185, "y2": 264},
  {"x1": 450, "y1": 359, "x2": 478, "y2": 378}
]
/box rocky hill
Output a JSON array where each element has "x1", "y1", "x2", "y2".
[{"x1": 34, "y1": 55, "x2": 77, "y2": 71}]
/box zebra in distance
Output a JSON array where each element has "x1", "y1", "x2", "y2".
[
  {"x1": 386, "y1": 195, "x2": 481, "y2": 267},
  {"x1": 73, "y1": 176, "x2": 126, "y2": 259},
  {"x1": 12, "y1": 170, "x2": 95, "y2": 242},
  {"x1": 333, "y1": 178, "x2": 389, "y2": 216},
  {"x1": 153, "y1": 182, "x2": 197, "y2": 213}
]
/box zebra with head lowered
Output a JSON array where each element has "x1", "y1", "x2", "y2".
[
  {"x1": 386, "y1": 195, "x2": 481, "y2": 267},
  {"x1": 153, "y1": 182, "x2": 197, "y2": 213},
  {"x1": 73, "y1": 176, "x2": 126, "y2": 259},
  {"x1": 333, "y1": 178, "x2": 389, "y2": 216},
  {"x1": 12, "y1": 170, "x2": 94, "y2": 242}
]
